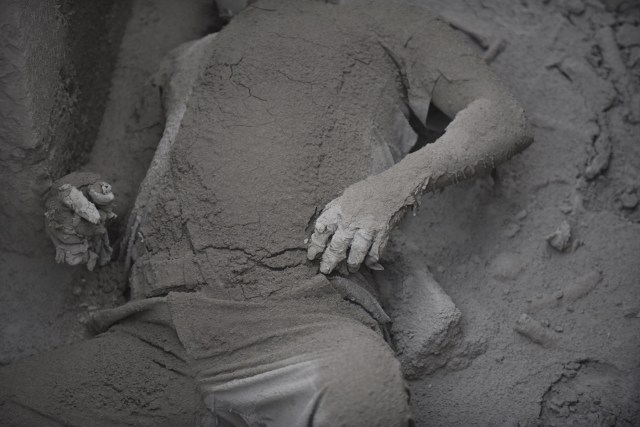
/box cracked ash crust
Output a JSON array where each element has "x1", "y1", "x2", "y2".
[
  {"x1": 129, "y1": 0, "x2": 531, "y2": 301},
  {"x1": 130, "y1": 0, "x2": 411, "y2": 300}
]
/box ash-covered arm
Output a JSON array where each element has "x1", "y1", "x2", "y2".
[
  {"x1": 308, "y1": 6, "x2": 533, "y2": 274},
  {"x1": 384, "y1": 14, "x2": 533, "y2": 205}
]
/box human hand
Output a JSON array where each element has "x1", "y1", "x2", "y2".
[
  {"x1": 88, "y1": 181, "x2": 115, "y2": 206},
  {"x1": 59, "y1": 184, "x2": 100, "y2": 224},
  {"x1": 307, "y1": 177, "x2": 412, "y2": 274}
]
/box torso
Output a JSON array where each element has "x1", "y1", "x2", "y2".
[{"x1": 131, "y1": 0, "x2": 426, "y2": 300}]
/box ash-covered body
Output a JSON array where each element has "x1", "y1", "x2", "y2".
[
  {"x1": 129, "y1": 0, "x2": 530, "y2": 300},
  {"x1": 130, "y1": 1, "x2": 422, "y2": 300},
  {"x1": 3, "y1": 1, "x2": 533, "y2": 426}
]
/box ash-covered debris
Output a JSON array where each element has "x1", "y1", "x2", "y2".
[{"x1": 539, "y1": 360, "x2": 640, "y2": 426}]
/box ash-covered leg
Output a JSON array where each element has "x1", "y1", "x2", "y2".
[{"x1": 374, "y1": 246, "x2": 462, "y2": 379}]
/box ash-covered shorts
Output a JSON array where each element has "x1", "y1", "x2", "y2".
[{"x1": 0, "y1": 288, "x2": 411, "y2": 426}]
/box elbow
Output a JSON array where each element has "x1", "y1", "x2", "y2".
[
  {"x1": 485, "y1": 97, "x2": 533, "y2": 158},
  {"x1": 472, "y1": 96, "x2": 534, "y2": 157}
]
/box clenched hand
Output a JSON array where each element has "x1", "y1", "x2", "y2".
[{"x1": 307, "y1": 176, "x2": 414, "y2": 274}]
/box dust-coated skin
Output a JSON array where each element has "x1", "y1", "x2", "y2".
[{"x1": 1, "y1": 1, "x2": 532, "y2": 426}]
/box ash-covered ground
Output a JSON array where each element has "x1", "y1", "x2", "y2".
[{"x1": 1, "y1": 0, "x2": 638, "y2": 425}]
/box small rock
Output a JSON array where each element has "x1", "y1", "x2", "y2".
[
  {"x1": 546, "y1": 220, "x2": 572, "y2": 252},
  {"x1": 515, "y1": 209, "x2": 528, "y2": 221},
  {"x1": 552, "y1": 290, "x2": 564, "y2": 300},
  {"x1": 566, "y1": 305, "x2": 574, "y2": 312},
  {"x1": 620, "y1": 190, "x2": 638, "y2": 210},
  {"x1": 554, "y1": 325, "x2": 564, "y2": 333},
  {"x1": 514, "y1": 313, "x2": 557, "y2": 347},
  {"x1": 72, "y1": 285, "x2": 82, "y2": 296}
]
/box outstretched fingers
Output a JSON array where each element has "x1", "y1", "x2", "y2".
[
  {"x1": 320, "y1": 226, "x2": 354, "y2": 274},
  {"x1": 307, "y1": 222, "x2": 336, "y2": 261},
  {"x1": 347, "y1": 229, "x2": 374, "y2": 272},
  {"x1": 307, "y1": 207, "x2": 339, "y2": 261},
  {"x1": 364, "y1": 231, "x2": 389, "y2": 271}
]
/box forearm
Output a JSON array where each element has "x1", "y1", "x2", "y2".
[
  {"x1": 377, "y1": 96, "x2": 533, "y2": 210},
  {"x1": 306, "y1": 3, "x2": 534, "y2": 273}
]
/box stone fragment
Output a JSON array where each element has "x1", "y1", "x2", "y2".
[
  {"x1": 546, "y1": 220, "x2": 572, "y2": 252},
  {"x1": 514, "y1": 313, "x2": 558, "y2": 347},
  {"x1": 584, "y1": 133, "x2": 612, "y2": 180}
]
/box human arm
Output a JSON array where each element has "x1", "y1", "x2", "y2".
[{"x1": 307, "y1": 9, "x2": 533, "y2": 274}]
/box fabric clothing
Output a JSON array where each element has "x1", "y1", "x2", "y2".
[
  {"x1": 168, "y1": 289, "x2": 409, "y2": 427},
  {"x1": 0, "y1": 284, "x2": 411, "y2": 427},
  {"x1": 0, "y1": 304, "x2": 204, "y2": 427}
]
